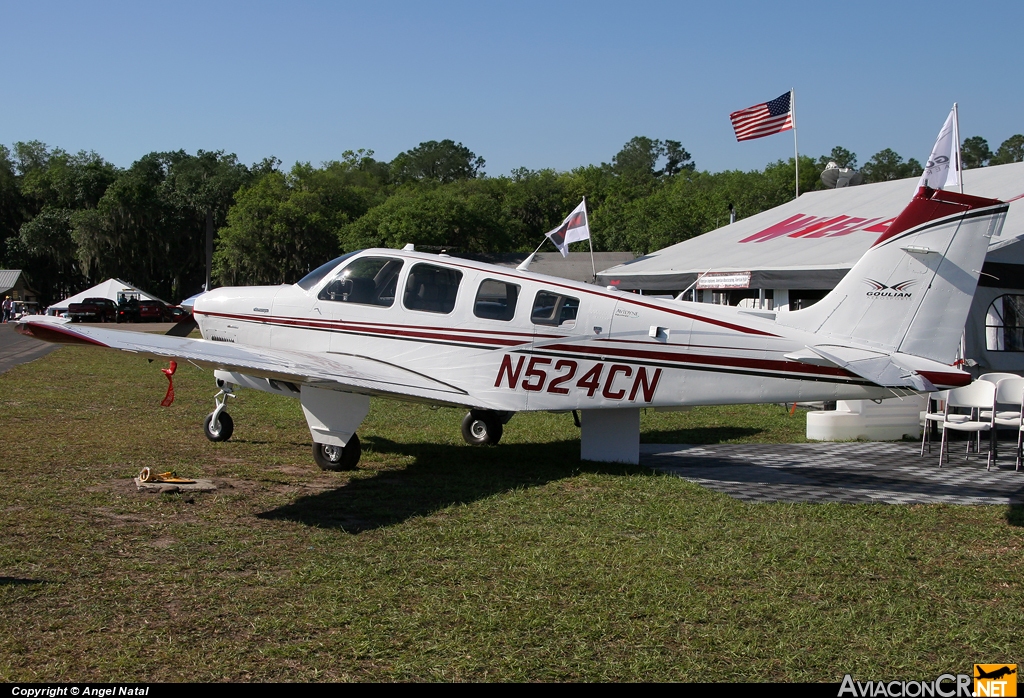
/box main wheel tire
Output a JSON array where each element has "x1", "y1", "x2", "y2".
[
  {"x1": 461, "y1": 410, "x2": 503, "y2": 446},
  {"x1": 203, "y1": 411, "x2": 234, "y2": 442},
  {"x1": 313, "y1": 433, "x2": 361, "y2": 471}
]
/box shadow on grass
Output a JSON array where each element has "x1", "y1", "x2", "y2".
[
  {"x1": 0, "y1": 577, "x2": 45, "y2": 586},
  {"x1": 258, "y1": 437, "x2": 651, "y2": 533},
  {"x1": 1007, "y1": 505, "x2": 1024, "y2": 527},
  {"x1": 641, "y1": 426, "x2": 763, "y2": 444}
]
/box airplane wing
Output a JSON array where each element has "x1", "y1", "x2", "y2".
[{"x1": 15, "y1": 318, "x2": 485, "y2": 408}]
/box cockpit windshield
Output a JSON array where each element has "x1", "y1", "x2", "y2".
[{"x1": 295, "y1": 251, "x2": 361, "y2": 291}]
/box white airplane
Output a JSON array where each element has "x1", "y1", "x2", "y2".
[{"x1": 16, "y1": 186, "x2": 1009, "y2": 467}]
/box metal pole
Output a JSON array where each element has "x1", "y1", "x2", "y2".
[
  {"x1": 953, "y1": 102, "x2": 963, "y2": 194},
  {"x1": 792, "y1": 88, "x2": 799, "y2": 199},
  {"x1": 584, "y1": 197, "x2": 597, "y2": 282},
  {"x1": 205, "y1": 210, "x2": 214, "y2": 292}
]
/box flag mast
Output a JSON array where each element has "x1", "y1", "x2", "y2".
[
  {"x1": 952, "y1": 102, "x2": 963, "y2": 194},
  {"x1": 792, "y1": 88, "x2": 799, "y2": 199},
  {"x1": 584, "y1": 196, "x2": 597, "y2": 282}
]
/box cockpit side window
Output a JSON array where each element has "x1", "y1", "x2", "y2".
[
  {"x1": 403, "y1": 263, "x2": 463, "y2": 314},
  {"x1": 531, "y1": 291, "x2": 580, "y2": 327},
  {"x1": 318, "y1": 257, "x2": 404, "y2": 307},
  {"x1": 474, "y1": 279, "x2": 520, "y2": 321},
  {"x1": 296, "y1": 251, "x2": 360, "y2": 291}
]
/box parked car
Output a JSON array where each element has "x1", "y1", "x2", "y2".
[
  {"x1": 137, "y1": 300, "x2": 167, "y2": 322},
  {"x1": 116, "y1": 298, "x2": 140, "y2": 323},
  {"x1": 166, "y1": 305, "x2": 193, "y2": 323},
  {"x1": 10, "y1": 301, "x2": 40, "y2": 321},
  {"x1": 68, "y1": 298, "x2": 118, "y2": 323}
]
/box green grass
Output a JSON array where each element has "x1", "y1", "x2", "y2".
[{"x1": 0, "y1": 346, "x2": 1020, "y2": 681}]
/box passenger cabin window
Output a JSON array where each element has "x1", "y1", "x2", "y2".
[
  {"x1": 986, "y1": 294, "x2": 1024, "y2": 351},
  {"x1": 403, "y1": 263, "x2": 463, "y2": 314},
  {"x1": 531, "y1": 291, "x2": 580, "y2": 327},
  {"x1": 318, "y1": 257, "x2": 404, "y2": 307},
  {"x1": 474, "y1": 279, "x2": 520, "y2": 321}
]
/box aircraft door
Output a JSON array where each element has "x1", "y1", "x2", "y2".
[
  {"x1": 516, "y1": 287, "x2": 617, "y2": 410},
  {"x1": 604, "y1": 296, "x2": 693, "y2": 407}
]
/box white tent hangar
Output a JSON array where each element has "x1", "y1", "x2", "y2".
[
  {"x1": 48, "y1": 279, "x2": 166, "y2": 314},
  {"x1": 597, "y1": 161, "x2": 1024, "y2": 439}
]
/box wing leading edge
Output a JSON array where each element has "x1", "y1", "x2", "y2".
[{"x1": 15, "y1": 319, "x2": 485, "y2": 408}]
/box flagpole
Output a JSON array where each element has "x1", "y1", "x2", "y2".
[
  {"x1": 584, "y1": 197, "x2": 597, "y2": 282},
  {"x1": 791, "y1": 88, "x2": 799, "y2": 199},
  {"x1": 952, "y1": 102, "x2": 963, "y2": 194}
]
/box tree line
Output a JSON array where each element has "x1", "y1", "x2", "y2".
[{"x1": 1, "y1": 133, "x2": 1021, "y2": 305}]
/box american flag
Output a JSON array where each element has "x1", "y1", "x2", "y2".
[{"x1": 730, "y1": 91, "x2": 794, "y2": 142}]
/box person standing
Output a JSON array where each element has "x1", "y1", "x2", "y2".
[{"x1": 2, "y1": 296, "x2": 11, "y2": 323}]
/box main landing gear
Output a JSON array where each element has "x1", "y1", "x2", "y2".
[
  {"x1": 202, "y1": 377, "x2": 365, "y2": 470},
  {"x1": 460, "y1": 410, "x2": 512, "y2": 446},
  {"x1": 312, "y1": 434, "x2": 362, "y2": 471}
]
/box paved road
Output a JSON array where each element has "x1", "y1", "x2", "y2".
[{"x1": 0, "y1": 322, "x2": 60, "y2": 374}]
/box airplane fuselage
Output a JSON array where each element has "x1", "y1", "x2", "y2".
[{"x1": 192, "y1": 249, "x2": 910, "y2": 412}]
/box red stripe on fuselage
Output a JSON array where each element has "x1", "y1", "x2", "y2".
[
  {"x1": 196, "y1": 310, "x2": 841, "y2": 380},
  {"x1": 542, "y1": 342, "x2": 856, "y2": 380}
]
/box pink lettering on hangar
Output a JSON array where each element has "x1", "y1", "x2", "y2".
[{"x1": 738, "y1": 215, "x2": 895, "y2": 243}]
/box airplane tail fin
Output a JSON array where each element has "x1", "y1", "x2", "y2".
[{"x1": 777, "y1": 186, "x2": 1008, "y2": 369}]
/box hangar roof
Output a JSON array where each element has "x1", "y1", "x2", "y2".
[
  {"x1": 597, "y1": 161, "x2": 1024, "y2": 290},
  {"x1": 0, "y1": 270, "x2": 23, "y2": 295}
]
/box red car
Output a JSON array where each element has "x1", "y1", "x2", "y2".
[
  {"x1": 137, "y1": 300, "x2": 167, "y2": 322},
  {"x1": 68, "y1": 297, "x2": 118, "y2": 323}
]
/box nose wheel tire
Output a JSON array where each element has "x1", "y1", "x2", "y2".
[
  {"x1": 204, "y1": 411, "x2": 234, "y2": 442},
  {"x1": 461, "y1": 410, "x2": 503, "y2": 446},
  {"x1": 313, "y1": 433, "x2": 362, "y2": 471}
]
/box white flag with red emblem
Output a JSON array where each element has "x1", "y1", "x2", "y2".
[{"x1": 546, "y1": 199, "x2": 590, "y2": 257}]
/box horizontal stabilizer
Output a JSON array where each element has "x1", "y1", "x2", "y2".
[{"x1": 784, "y1": 344, "x2": 971, "y2": 390}]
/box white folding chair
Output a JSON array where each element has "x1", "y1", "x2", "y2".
[
  {"x1": 939, "y1": 381, "x2": 996, "y2": 470},
  {"x1": 978, "y1": 372, "x2": 1019, "y2": 384},
  {"x1": 921, "y1": 390, "x2": 956, "y2": 456},
  {"x1": 981, "y1": 377, "x2": 1024, "y2": 465},
  {"x1": 1018, "y1": 401, "x2": 1024, "y2": 471},
  {"x1": 969, "y1": 374, "x2": 1017, "y2": 454}
]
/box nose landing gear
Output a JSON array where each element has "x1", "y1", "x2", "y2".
[{"x1": 203, "y1": 384, "x2": 236, "y2": 442}]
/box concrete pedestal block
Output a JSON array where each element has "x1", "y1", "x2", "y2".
[{"x1": 580, "y1": 408, "x2": 640, "y2": 464}]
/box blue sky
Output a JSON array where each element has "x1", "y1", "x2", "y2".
[{"x1": 2, "y1": 0, "x2": 1021, "y2": 176}]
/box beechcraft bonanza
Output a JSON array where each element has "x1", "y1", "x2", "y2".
[{"x1": 15, "y1": 184, "x2": 1010, "y2": 468}]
